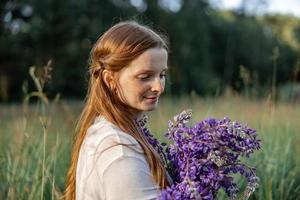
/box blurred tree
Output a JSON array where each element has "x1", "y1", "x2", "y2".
[{"x1": 0, "y1": 0, "x2": 299, "y2": 102}]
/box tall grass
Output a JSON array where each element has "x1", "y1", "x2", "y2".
[{"x1": 1, "y1": 95, "x2": 300, "y2": 199}]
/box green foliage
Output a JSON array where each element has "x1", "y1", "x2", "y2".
[{"x1": 0, "y1": 0, "x2": 300, "y2": 101}]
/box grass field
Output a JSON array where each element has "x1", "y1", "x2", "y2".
[{"x1": 1, "y1": 96, "x2": 300, "y2": 200}]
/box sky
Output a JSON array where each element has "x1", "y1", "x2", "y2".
[{"x1": 214, "y1": 0, "x2": 300, "y2": 17}]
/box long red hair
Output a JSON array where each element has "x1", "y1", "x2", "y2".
[{"x1": 64, "y1": 21, "x2": 169, "y2": 199}]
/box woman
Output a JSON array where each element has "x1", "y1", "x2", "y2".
[{"x1": 65, "y1": 21, "x2": 171, "y2": 200}]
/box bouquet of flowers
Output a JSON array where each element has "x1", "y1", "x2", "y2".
[{"x1": 137, "y1": 110, "x2": 261, "y2": 200}]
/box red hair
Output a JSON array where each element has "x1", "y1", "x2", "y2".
[{"x1": 64, "y1": 21, "x2": 169, "y2": 200}]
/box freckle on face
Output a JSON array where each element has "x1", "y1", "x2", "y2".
[{"x1": 117, "y1": 47, "x2": 168, "y2": 115}]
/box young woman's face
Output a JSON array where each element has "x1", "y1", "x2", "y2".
[{"x1": 117, "y1": 47, "x2": 168, "y2": 116}]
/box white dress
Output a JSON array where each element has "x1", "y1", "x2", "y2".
[{"x1": 76, "y1": 116, "x2": 160, "y2": 200}]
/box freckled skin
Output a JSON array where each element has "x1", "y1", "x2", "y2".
[{"x1": 117, "y1": 47, "x2": 168, "y2": 116}]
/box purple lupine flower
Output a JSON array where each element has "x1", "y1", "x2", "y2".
[{"x1": 135, "y1": 110, "x2": 261, "y2": 200}]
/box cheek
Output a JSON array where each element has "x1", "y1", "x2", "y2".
[
  {"x1": 118, "y1": 78, "x2": 149, "y2": 100},
  {"x1": 136, "y1": 85, "x2": 151, "y2": 100},
  {"x1": 137, "y1": 85, "x2": 148, "y2": 96},
  {"x1": 127, "y1": 82, "x2": 148, "y2": 98}
]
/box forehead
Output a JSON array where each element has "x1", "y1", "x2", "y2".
[{"x1": 125, "y1": 48, "x2": 168, "y2": 74}]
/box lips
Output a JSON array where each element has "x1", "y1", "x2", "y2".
[
  {"x1": 143, "y1": 96, "x2": 159, "y2": 103},
  {"x1": 144, "y1": 96, "x2": 158, "y2": 99}
]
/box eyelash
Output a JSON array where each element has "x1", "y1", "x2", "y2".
[{"x1": 139, "y1": 73, "x2": 166, "y2": 81}]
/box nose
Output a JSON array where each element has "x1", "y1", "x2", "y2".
[{"x1": 150, "y1": 77, "x2": 164, "y2": 94}]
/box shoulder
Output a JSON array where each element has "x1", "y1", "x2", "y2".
[{"x1": 81, "y1": 115, "x2": 144, "y2": 158}]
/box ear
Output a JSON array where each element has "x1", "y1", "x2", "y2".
[{"x1": 102, "y1": 69, "x2": 115, "y2": 90}]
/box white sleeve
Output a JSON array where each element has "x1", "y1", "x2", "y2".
[{"x1": 102, "y1": 154, "x2": 160, "y2": 200}]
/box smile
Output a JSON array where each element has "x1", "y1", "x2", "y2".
[
  {"x1": 144, "y1": 96, "x2": 158, "y2": 103},
  {"x1": 144, "y1": 96, "x2": 158, "y2": 99}
]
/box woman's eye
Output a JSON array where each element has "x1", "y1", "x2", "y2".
[
  {"x1": 138, "y1": 75, "x2": 150, "y2": 80},
  {"x1": 138, "y1": 72, "x2": 166, "y2": 81}
]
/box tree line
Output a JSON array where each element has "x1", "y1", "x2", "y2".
[{"x1": 0, "y1": 0, "x2": 299, "y2": 102}]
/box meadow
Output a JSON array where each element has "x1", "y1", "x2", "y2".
[{"x1": 1, "y1": 95, "x2": 300, "y2": 200}]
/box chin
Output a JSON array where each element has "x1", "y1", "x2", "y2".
[
  {"x1": 137, "y1": 105, "x2": 156, "y2": 112},
  {"x1": 145, "y1": 107, "x2": 156, "y2": 111},
  {"x1": 135, "y1": 102, "x2": 159, "y2": 112}
]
